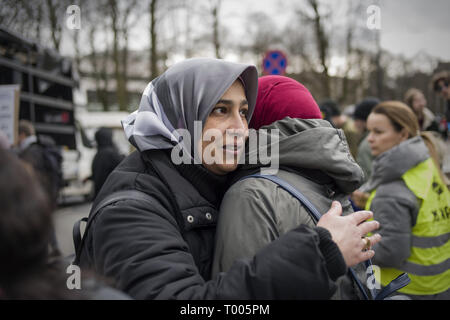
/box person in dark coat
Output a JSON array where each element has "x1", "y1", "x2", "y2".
[
  {"x1": 0, "y1": 149, "x2": 130, "y2": 300},
  {"x1": 78, "y1": 58, "x2": 382, "y2": 300},
  {"x1": 17, "y1": 120, "x2": 61, "y2": 208},
  {"x1": 92, "y1": 127, "x2": 124, "y2": 197},
  {"x1": 432, "y1": 70, "x2": 450, "y2": 136},
  {"x1": 16, "y1": 120, "x2": 62, "y2": 256}
]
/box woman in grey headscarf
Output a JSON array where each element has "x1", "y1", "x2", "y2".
[{"x1": 76, "y1": 58, "x2": 377, "y2": 300}]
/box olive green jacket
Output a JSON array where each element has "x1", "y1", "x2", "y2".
[{"x1": 213, "y1": 118, "x2": 369, "y2": 300}]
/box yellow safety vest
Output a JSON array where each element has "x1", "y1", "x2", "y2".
[{"x1": 366, "y1": 158, "x2": 450, "y2": 295}]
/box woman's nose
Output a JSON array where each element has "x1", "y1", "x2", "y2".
[
  {"x1": 225, "y1": 114, "x2": 247, "y2": 140},
  {"x1": 229, "y1": 112, "x2": 247, "y2": 130}
]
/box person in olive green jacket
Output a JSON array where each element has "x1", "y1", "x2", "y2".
[{"x1": 213, "y1": 76, "x2": 381, "y2": 300}]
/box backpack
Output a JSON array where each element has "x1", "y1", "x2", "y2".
[
  {"x1": 72, "y1": 189, "x2": 157, "y2": 266},
  {"x1": 239, "y1": 173, "x2": 411, "y2": 300},
  {"x1": 72, "y1": 151, "x2": 187, "y2": 267}
]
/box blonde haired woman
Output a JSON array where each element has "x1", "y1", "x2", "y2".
[{"x1": 355, "y1": 101, "x2": 450, "y2": 299}]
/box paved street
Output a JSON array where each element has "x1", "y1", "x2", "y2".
[{"x1": 54, "y1": 201, "x2": 92, "y2": 257}]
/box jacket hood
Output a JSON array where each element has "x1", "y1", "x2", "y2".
[
  {"x1": 241, "y1": 117, "x2": 365, "y2": 193},
  {"x1": 95, "y1": 127, "x2": 114, "y2": 148},
  {"x1": 360, "y1": 136, "x2": 429, "y2": 193}
]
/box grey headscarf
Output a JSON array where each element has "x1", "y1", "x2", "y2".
[{"x1": 122, "y1": 58, "x2": 258, "y2": 159}]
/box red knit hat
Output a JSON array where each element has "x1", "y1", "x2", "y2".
[{"x1": 249, "y1": 75, "x2": 322, "y2": 130}]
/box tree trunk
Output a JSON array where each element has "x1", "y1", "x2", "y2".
[
  {"x1": 46, "y1": 0, "x2": 62, "y2": 52},
  {"x1": 72, "y1": 31, "x2": 81, "y2": 81},
  {"x1": 100, "y1": 41, "x2": 111, "y2": 111},
  {"x1": 340, "y1": 18, "x2": 354, "y2": 104},
  {"x1": 150, "y1": 0, "x2": 158, "y2": 80},
  {"x1": 120, "y1": 0, "x2": 139, "y2": 111},
  {"x1": 310, "y1": 0, "x2": 330, "y2": 98},
  {"x1": 109, "y1": 0, "x2": 127, "y2": 111},
  {"x1": 184, "y1": 0, "x2": 193, "y2": 58},
  {"x1": 375, "y1": 31, "x2": 384, "y2": 99},
  {"x1": 88, "y1": 26, "x2": 109, "y2": 111},
  {"x1": 121, "y1": 28, "x2": 129, "y2": 110},
  {"x1": 211, "y1": 0, "x2": 222, "y2": 59},
  {"x1": 36, "y1": 2, "x2": 42, "y2": 43}
]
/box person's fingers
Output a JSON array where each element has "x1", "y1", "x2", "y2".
[
  {"x1": 350, "y1": 210, "x2": 373, "y2": 225},
  {"x1": 361, "y1": 237, "x2": 370, "y2": 250},
  {"x1": 352, "y1": 191, "x2": 370, "y2": 208},
  {"x1": 366, "y1": 233, "x2": 382, "y2": 247},
  {"x1": 348, "y1": 249, "x2": 376, "y2": 267},
  {"x1": 358, "y1": 220, "x2": 380, "y2": 236},
  {"x1": 359, "y1": 249, "x2": 375, "y2": 262},
  {"x1": 326, "y1": 201, "x2": 342, "y2": 216},
  {"x1": 352, "y1": 190, "x2": 363, "y2": 198}
]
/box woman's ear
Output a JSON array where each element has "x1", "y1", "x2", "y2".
[{"x1": 400, "y1": 128, "x2": 409, "y2": 142}]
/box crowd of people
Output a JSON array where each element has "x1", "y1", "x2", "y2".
[{"x1": 1, "y1": 58, "x2": 449, "y2": 300}]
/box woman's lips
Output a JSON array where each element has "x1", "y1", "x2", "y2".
[{"x1": 223, "y1": 143, "x2": 243, "y2": 155}]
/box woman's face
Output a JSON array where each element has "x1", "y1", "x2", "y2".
[
  {"x1": 366, "y1": 113, "x2": 408, "y2": 157},
  {"x1": 200, "y1": 80, "x2": 249, "y2": 175},
  {"x1": 411, "y1": 93, "x2": 426, "y2": 116}
]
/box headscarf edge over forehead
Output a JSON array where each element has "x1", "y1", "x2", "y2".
[{"x1": 122, "y1": 58, "x2": 258, "y2": 153}]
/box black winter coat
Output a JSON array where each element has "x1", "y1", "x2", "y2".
[
  {"x1": 79, "y1": 149, "x2": 347, "y2": 299},
  {"x1": 92, "y1": 147, "x2": 124, "y2": 197},
  {"x1": 19, "y1": 140, "x2": 61, "y2": 207},
  {"x1": 92, "y1": 128, "x2": 124, "y2": 197}
]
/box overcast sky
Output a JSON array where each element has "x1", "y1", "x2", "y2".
[
  {"x1": 62, "y1": 0, "x2": 450, "y2": 66},
  {"x1": 377, "y1": 0, "x2": 449, "y2": 61},
  {"x1": 219, "y1": 0, "x2": 450, "y2": 61}
]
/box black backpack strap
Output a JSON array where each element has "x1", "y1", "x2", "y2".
[
  {"x1": 238, "y1": 174, "x2": 410, "y2": 300},
  {"x1": 374, "y1": 272, "x2": 411, "y2": 300},
  {"x1": 73, "y1": 216, "x2": 88, "y2": 262},
  {"x1": 238, "y1": 174, "x2": 370, "y2": 299},
  {"x1": 72, "y1": 189, "x2": 155, "y2": 266}
]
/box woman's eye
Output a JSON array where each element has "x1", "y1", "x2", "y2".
[
  {"x1": 212, "y1": 107, "x2": 227, "y2": 115},
  {"x1": 240, "y1": 109, "x2": 248, "y2": 117}
]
